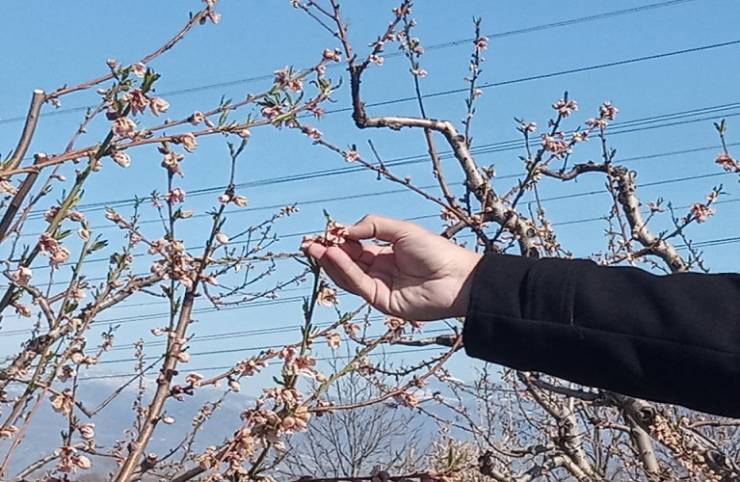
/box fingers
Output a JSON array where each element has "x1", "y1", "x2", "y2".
[
  {"x1": 346, "y1": 214, "x2": 419, "y2": 243},
  {"x1": 313, "y1": 246, "x2": 378, "y2": 305}
]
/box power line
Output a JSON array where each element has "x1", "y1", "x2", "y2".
[
  {"x1": 0, "y1": 0, "x2": 701, "y2": 126},
  {"x1": 22, "y1": 101, "x2": 740, "y2": 219}
]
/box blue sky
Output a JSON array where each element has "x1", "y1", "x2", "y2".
[{"x1": 0, "y1": 0, "x2": 738, "y2": 389}]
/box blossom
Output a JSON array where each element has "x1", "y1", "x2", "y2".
[
  {"x1": 176, "y1": 351, "x2": 191, "y2": 363},
  {"x1": 149, "y1": 96, "x2": 170, "y2": 116},
  {"x1": 599, "y1": 101, "x2": 619, "y2": 120},
  {"x1": 301, "y1": 125, "x2": 322, "y2": 140},
  {"x1": 410, "y1": 67, "x2": 428, "y2": 77},
  {"x1": 344, "y1": 149, "x2": 360, "y2": 162},
  {"x1": 189, "y1": 111, "x2": 205, "y2": 125},
  {"x1": 261, "y1": 105, "x2": 283, "y2": 120},
  {"x1": 715, "y1": 153, "x2": 739, "y2": 172},
  {"x1": 78, "y1": 227, "x2": 90, "y2": 240},
  {"x1": 165, "y1": 187, "x2": 187, "y2": 204},
  {"x1": 517, "y1": 121, "x2": 537, "y2": 134},
  {"x1": 552, "y1": 98, "x2": 578, "y2": 117},
  {"x1": 475, "y1": 36, "x2": 489, "y2": 50},
  {"x1": 326, "y1": 332, "x2": 341, "y2": 350},
  {"x1": 0, "y1": 426, "x2": 18, "y2": 439},
  {"x1": 236, "y1": 127, "x2": 251, "y2": 138},
  {"x1": 111, "y1": 150, "x2": 131, "y2": 168},
  {"x1": 8, "y1": 266, "x2": 32, "y2": 285},
  {"x1": 124, "y1": 90, "x2": 150, "y2": 115},
  {"x1": 180, "y1": 132, "x2": 198, "y2": 152},
  {"x1": 228, "y1": 379, "x2": 241, "y2": 392},
  {"x1": 322, "y1": 48, "x2": 341, "y2": 62},
  {"x1": 186, "y1": 372, "x2": 204, "y2": 387},
  {"x1": 317, "y1": 284, "x2": 338, "y2": 307},
  {"x1": 112, "y1": 116, "x2": 137, "y2": 138},
  {"x1": 58, "y1": 365, "x2": 77, "y2": 382},
  {"x1": 215, "y1": 232, "x2": 229, "y2": 244},
  {"x1": 162, "y1": 415, "x2": 175, "y2": 424},
  {"x1": 232, "y1": 194, "x2": 248, "y2": 207},
  {"x1": 161, "y1": 151, "x2": 184, "y2": 175},
  {"x1": 50, "y1": 389, "x2": 74, "y2": 415},
  {"x1": 131, "y1": 62, "x2": 147, "y2": 77},
  {"x1": 369, "y1": 54, "x2": 384, "y2": 65},
  {"x1": 78, "y1": 423, "x2": 95, "y2": 440},
  {"x1": 274, "y1": 67, "x2": 303, "y2": 92},
  {"x1": 13, "y1": 303, "x2": 31, "y2": 317},
  {"x1": 541, "y1": 133, "x2": 571, "y2": 159},
  {"x1": 690, "y1": 203, "x2": 714, "y2": 223}
]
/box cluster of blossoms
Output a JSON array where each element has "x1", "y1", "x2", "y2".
[
  {"x1": 280, "y1": 345, "x2": 322, "y2": 380},
  {"x1": 301, "y1": 221, "x2": 349, "y2": 250},
  {"x1": 541, "y1": 132, "x2": 571, "y2": 159},
  {"x1": 690, "y1": 197, "x2": 717, "y2": 223},
  {"x1": 148, "y1": 238, "x2": 198, "y2": 290},
  {"x1": 8, "y1": 266, "x2": 32, "y2": 285},
  {"x1": 586, "y1": 101, "x2": 619, "y2": 128},
  {"x1": 39, "y1": 233, "x2": 71, "y2": 267},
  {"x1": 552, "y1": 98, "x2": 578, "y2": 117}
]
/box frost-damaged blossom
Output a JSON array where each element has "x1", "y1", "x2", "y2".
[
  {"x1": 57, "y1": 447, "x2": 92, "y2": 473},
  {"x1": 552, "y1": 98, "x2": 578, "y2": 117},
  {"x1": 111, "y1": 150, "x2": 131, "y2": 168},
  {"x1": 112, "y1": 116, "x2": 137, "y2": 138},
  {"x1": 571, "y1": 130, "x2": 589, "y2": 143},
  {"x1": 149, "y1": 96, "x2": 170, "y2": 116},
  {"x1": 13, "y1": 302, "x2": 31, "y2": 317},
  {"x1": 274, "y1": 67, "x2": 303, "y2": 92},
  {"x1": 165, "y1": 187, "x2": 187, "y2": 204},
  {"x1": 236, "y1": 357, "x2": 267, "y2": 377},
  {"x1": 161, "y1": 151, "x2": 185, "y2": 175},
  {"x1": 0, "y1": 425, "x2": 18, "y2": 439},
  {"x1": 78, "y1": 423, "x2": 95, "y2": 440},
  {"x1": 8, "y1": 266, "x2": 32, "y2": 285},
  {"x1": 690, "y1": 203, "x2": 715, "y2": 223},
  {"x1": 58, "y1": 365, "x2": 76, "y2": 382},
  {"x1": 179, "y1": 132, "x2": 198, "y2": 152},
  {"x1": 50, "y1": 389, "x2": 75, "y2": 415},
  {"x1": 123, "y1": 89, "x2": 149, "y2": 115},
  {"x1": 475, "y1": 36, "x2": 489, "y2": 51},
  {"x1": 39, "y1": 233, "x2": 70, "y2": 267},
  {"x1": 715, "y1": 153, "x2": 740, "y2": 172},
  {"x1": 131, "y1": 62, "x2": 147, "y2": 78},
  {"x1": 186, "y1": 372, "x2": 204, "y2": 387},
  {"x1": 326, "y1": 332, "x2": 341, "y2": 349},
  {"x1": 188, "y1": 111, "x2": 205, "y2": 125},
  {"x1": 322, "y1": 48, "x2": 341, "y2": 62},
  {"x1": 316, "y1": 283, "x2": 338, "y2": 307}
]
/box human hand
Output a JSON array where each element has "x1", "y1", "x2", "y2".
[{"x1": 302, "y1": 215, "x2": 482, "y2": 321}]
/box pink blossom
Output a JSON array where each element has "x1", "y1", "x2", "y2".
[
  {"x1": 690, "y1": 203, "x2": 714, "y2": 223},
  {"x1": 475, "y1": 36, "x2": 489, "y2": 50},
  {"x1": 232, "y1": 194, "x2": 248, "y2": 207},
  {"x1": 165, "y1": 187, "x2": 186, "y2": 204},
  {"x1": 552, "y1": 98, "x2": 578, "y2": 117},
  {"x1": 599, "y1": 101, "x2": 619, "y2": 120},
  {"x1": 369, "y1": 54, "x2": 384, "y2": 65},
  {"x1": 715, "y1": 153, "x2": 739, "y2": 172},
  {"x1": 124, "y1": 90, "x2": 149, "y2": 115},
  {"x1": 344, "y1": 149, "x2": 360, "y2": 162},
  {"x1": 189, "y1": 111, "x2": 205, "y2": 125}
]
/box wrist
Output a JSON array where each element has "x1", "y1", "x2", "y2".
[{"x1": 452, "y1": 251, "x2": 483, "y2": 318}]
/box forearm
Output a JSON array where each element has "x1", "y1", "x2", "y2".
[{"x1": 463, "y1": 253, "x2": 740, "y2": 417}]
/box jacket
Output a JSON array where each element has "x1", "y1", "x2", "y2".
[{"x1": 463, "y1": 253, "x2": 740, "y2": 417}]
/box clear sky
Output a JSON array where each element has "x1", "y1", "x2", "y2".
[{"x1": 0, "y1": 0, "x2": 738, "y2": 387}]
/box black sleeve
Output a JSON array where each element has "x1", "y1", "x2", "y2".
[{"x1": 463, "y1": 253, "x2": 740, "y2": 418}]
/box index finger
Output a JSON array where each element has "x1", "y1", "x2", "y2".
[{"x1": 346, "y1": 214, "x2": 419, "y2": 243}]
